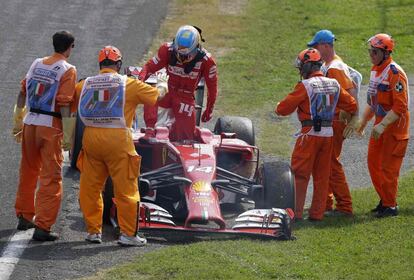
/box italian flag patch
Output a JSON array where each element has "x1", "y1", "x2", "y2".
[
  {"x1": 35, "y1": 82, "x2": 45, "y2": 96},
  {"x1": 93, "y1": 89, "x2": 110, "y2": 102}
]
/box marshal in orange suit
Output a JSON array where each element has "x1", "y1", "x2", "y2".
[
  {"x1": 307, "y1": 29, "x2": 359, "y2": 216},
  {"x1": 275, "y1": 48, "x2": 357, "y2": 221},
  {"x1": 357, "y1": 34, "x2": 409, "y2": 218},
  {"x1": 76, "y1": 46, "x2": 160, "y2": 246}
]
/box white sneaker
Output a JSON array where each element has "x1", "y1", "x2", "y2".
[
  {"x1": 118, "y1": 233, "x2": 147, "y2": 247},
  {"x1": 85, "y1": 233, "x2": 102, "y2": 244}
]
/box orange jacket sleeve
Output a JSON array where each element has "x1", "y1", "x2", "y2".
[
  {"x1": 336, "y1": 88, "x2": 357, "y2": 114},
  {"x1": 389, "y1": 71, "x2": 409, "y2": 116},
  {"x1": 126, "y1": 77, "x2": 159, "y2": 107},
  {"x1": 55, "y1": 67, "x2": 77, "y2": 107},
  {"x1": 275, "y1": 82, "x2": 307, "y2": 116}
]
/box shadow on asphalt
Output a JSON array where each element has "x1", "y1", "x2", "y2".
[{"x1": 0, "y1": 240, "x2": 126, "y2": 261}]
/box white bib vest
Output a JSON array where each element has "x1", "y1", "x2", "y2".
[
  {"x1": 367, "y1": 62, "x2": 409, "y2": 117},
  {"x1": 78, "y1": 73, "x2": 127, "y2": 128},
  {"x1": 301, "y1": 76, "x2": 340, "y2": 137},
  {"x1": 24, "y1": 58, "x2": 74, "y2": 127},
  {"x1": 321, "y1": 59, "x2": 351, "y2": 77},
  {"x1": 322, "y1": 58, "x2": 362, "y2": 98}
]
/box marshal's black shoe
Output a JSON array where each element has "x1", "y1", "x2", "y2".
[
  {"x1": 370, "y1": 201, "x2": 385, "y2": 213},
  {"x1": 32, "y1": 227, "x2": 59, "y2": 241},
  {"x1": 17, "y1": 216, "x2": 35, "y2": 231},
  {"x1": 376, "y1": 207, "x2": 399, "y2": 218}
]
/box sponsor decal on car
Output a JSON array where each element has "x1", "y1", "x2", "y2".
[
  {"x1": 192, "y1": 181, "x2": 211, "y2": 192},
  {"x1": 187, "y1": 166, "x2": 213, "y2": 173}
]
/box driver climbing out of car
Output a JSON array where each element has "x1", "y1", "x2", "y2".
[
  {"x1": 138, "y1": 25, "x2": 218, "y2": 141},
  {"x1": 75, "y1": 46, "x2": 163, "y2": 246},
  {"x1": 275, "y1": 48, "x2": 357, "y2": 221}
]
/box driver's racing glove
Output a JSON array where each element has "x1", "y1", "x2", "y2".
[{"x1": 156, "y1": 72, "x2": 168, "y2": 100}]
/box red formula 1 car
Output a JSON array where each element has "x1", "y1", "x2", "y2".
[{"x1": 71, "y1": 67, "x2": 296, "y2": 241}]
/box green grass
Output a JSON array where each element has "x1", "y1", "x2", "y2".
[{"x1": 84, "y1": 172, "x2": 414, "y2": 280}]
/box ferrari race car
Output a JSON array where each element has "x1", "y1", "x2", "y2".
[{"x1": 71, "y1": 67, "x2": 296, "y2": 241}]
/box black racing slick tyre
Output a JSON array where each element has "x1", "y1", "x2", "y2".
[
  {"x1": 255, "y1": 161, "x2": 295, "y2": 211},
  {"x1": 214, "y1": 116, "x2": 255, "y2": 146},
  {"x1": 70, "y1": 113, "x2": 84, "y2": 169}
]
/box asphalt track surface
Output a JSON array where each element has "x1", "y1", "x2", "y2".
[{"x1": 0, "y1": 1, "x2": 168, "y2": 279}]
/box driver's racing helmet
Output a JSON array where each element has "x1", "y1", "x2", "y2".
[
  {"x1": 98, "y1": 46, "x2": 123, "y2": 63},
  {"x1": 173, "y1": 25, "x2": 201, "y2": 63}
]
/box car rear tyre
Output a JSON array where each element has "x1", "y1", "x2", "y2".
[
  {"x1": 255, "y1": 161, "x2": 295, "y2": 210},
  {"x1": 214, "y1": 116, "x2": 255, "y2": 146}
]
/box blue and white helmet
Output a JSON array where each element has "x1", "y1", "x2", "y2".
[{"x1": 173, "y1": 25, "x2": 201, "y2": 56}]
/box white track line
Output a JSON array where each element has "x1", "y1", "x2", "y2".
[
  {"x1": 0, "y1": 153, "x2": 69, "y2": 280},
  {"x1": 0, "y1": 229, "x2": 34, "y2": 280}
]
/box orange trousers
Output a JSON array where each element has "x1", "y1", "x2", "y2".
[
  {"x1": 291, "y1": 135, "x2": 333, "y2": 220},
  {"x1": 326, "y1": 121, "x2": 353, "y2": 214},
  {"x1": 15, "y1": 124, "x2": 63, "y2": 231},
  {"x1": 367, "y1": 132, "x2": 408, "y2": 207},
  {"x1": 78, "y1": 127, "x2": 141, "y2": 236}
]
